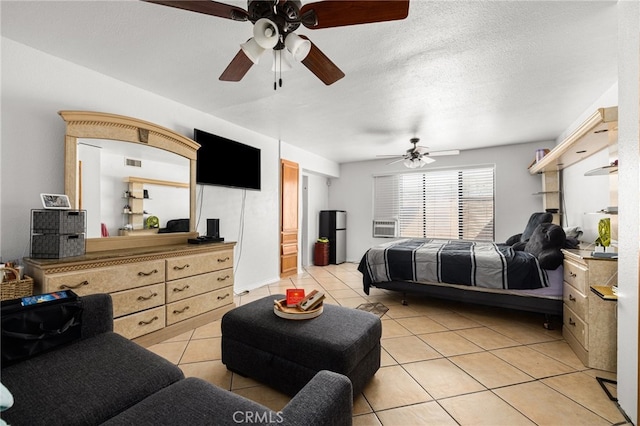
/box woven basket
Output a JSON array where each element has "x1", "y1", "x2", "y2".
[{"x1": 1, "y1": 267, "x2": 34, "y2": 301}]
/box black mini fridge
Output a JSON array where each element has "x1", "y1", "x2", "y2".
[{"x1": 319, "y1": 210, "x2": 346, "y2": 264}]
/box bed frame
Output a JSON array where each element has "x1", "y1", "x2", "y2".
[{"x1": 361, "y1": 272, "x2": 563, "y2": 329}]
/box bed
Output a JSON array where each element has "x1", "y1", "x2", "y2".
[{"x1": 358, "y1": 238, "x2": 564, "y2": 323}]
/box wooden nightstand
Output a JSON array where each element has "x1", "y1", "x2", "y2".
[{"x1": 562, "y1": 249, "x2": 617, "y2": 372}]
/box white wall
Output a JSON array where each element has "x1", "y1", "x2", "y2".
[
  {"x1": 0, "y1": 38, "x2": 336, "y2": 293},
  {"x1": 561, "y1": 149, "x2": 610, "y2": 246},
  {"x1": 615, "y1": 1, "x2": 639, "y2": 421},
  {"x1": 329, "y1": 141, "x2": 550, "y2": 263}
]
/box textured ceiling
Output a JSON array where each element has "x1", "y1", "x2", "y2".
[{"x1": 1, "y1": 0, "x2": 619, "y2": 163}]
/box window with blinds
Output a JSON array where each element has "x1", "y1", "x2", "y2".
[{"x1": 373, "y1": 166, "x2": 495, "y2": 241}]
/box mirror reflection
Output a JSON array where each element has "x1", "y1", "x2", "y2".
[{"x1": 78, "y1": 138, "x2": 190, "y2": 238}]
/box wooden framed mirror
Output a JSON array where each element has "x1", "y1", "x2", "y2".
[{"x1": 61, "y1": 111, "x2": 199, "y2": 252}]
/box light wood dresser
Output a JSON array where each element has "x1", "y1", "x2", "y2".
[
  {"x1": 562, "y1": 249, "x2": 617, "y2": 372},
  {"x1": 24, "y1": 242, "x2": 236, "y2": 347}
]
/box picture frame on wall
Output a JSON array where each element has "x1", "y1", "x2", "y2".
[{"x1": 40, "y1": 193, "x2": 71, "y2": 210}]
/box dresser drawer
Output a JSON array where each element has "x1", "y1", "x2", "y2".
[
  {"x1": 166, "y1": 250, "x2": 233, "y2": 280},
  {"x1": 563, "y1": 304, "x2": 588, "y2": 349},
  {"x1": 114, "y1": 306, "x2": 165, "y2": 339},
  {"x1": 111, "y1": 283, "x2": 166, "y2": 318},
  {"x1": 563, "y1": 259, "x2": 588, "y2": 294},
  {"x1": 563, "y1": 281, "x2": 587, "y2": 320},
  {"x1": 166, "y1": 287, "x2": 233, "y2": 325},
  {"x1": 44, "y1": 260, "x2": 166, "y2": 295},
  {"x1": 166, "y1": 269, "x2": 234, "y2": 303}
]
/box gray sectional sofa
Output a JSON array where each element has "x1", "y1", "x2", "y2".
[{"x1": 1, "y1": 294, "x2": 353, "y2": 425}]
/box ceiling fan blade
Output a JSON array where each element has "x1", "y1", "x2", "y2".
[
  {"x1": 426, "y1": 149, "x2": 461, "y2": 157},
  {"x1": 142, "y1": 1, "x2": 249, "y2": 21},
  {"x1": 298, "y1": 36, "x2": 345, "y2": 85},
  {"x1": 419, "y1": 156, "x2": 437, "y2": 164},
  {"x1": 301, "y1": 0, "x2": 409, "y2": 29},
  {"x1": 219, "y1": 50, "x2": 254, "y2": 82},
  {"x1": 386, "y1": 158, "x2": 406, "y2": 165}
]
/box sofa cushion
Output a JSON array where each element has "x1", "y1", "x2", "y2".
[
  {"x1": 1, "y1": 332, "x2": 184, "y2": 426},
  {"x1": 103, "y1": 372, "x2": 353, "y2": 426},
  {"x1": 103, "y1": 377, "x2": 273, "y2": 426}
]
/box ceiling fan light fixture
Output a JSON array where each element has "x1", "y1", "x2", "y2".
[
  {"x1": 404, "y1": 158, "x2": 419, "y2": 168},
  {"x1": 284, "y1": 33, "x2": 311, "y2": 61},
  {"x1": 403, "y1": 156, "x2": 435, "y2": 168},
  {"x1": 240, "y1": 38, "x2": 266, "y2": 64},
  {"x1": 253, "y1": 18, "x2": 280, "y2": 49},
  {"x1": 272, "y1": 50, "x2": 294, "y2": 72}
]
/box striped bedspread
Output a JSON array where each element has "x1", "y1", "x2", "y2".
[{"x1": 360, "y1": 239, "x2": 549, "y2": 291}]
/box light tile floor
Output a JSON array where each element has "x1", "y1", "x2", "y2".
[{"x1": 147, "y1": 263, "x2": 629, "y2": 425}]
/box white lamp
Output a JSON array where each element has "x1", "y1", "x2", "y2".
[
  {"x1": 240, "y1": 38, "x2": 266, "y2": 64},
  {"x1": 404, "y1": 158, "x2": 418, "y2": 168},
  {"x1": 404, "y1": 156, "x2": 435, "y2": 168},
  {"x1": 284, "y1": 33, "x2": 311, "y2": 61},
  {"x1": 254, "y1": 18, "x2": 279, "y2": 49}
]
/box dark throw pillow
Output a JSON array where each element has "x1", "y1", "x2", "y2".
[
  {"x1": 520, "y1": 212, "x2": 554, "y2": 242},
  {"x1": 505, "y1": 212, "x2": 554, "y2": 246},
  {"x1": 524, "y1": 223, "x2": 566, "y2": 270}
]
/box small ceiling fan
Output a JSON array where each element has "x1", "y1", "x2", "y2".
[
  {"x1": 379, "y1": 138, "x2": 460, "y2": 168},
  {"x1": 142, "y1": 0, "x2": 410, "y2": 85}
]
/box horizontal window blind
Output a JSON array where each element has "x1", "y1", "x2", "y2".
[{"x1": 373, "y1": 166, "x2": 494, "y2": 240}]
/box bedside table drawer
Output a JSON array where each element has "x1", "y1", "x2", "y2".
[
  {"x1": 563, "y1": 304, "x2": 588, "y2": 348},
  {"x1": 563, "y1": 281, "x2": 587, "y2": 319},
  {"x1": 563, "y1": 259, "x2": 588, "y2": 294}
]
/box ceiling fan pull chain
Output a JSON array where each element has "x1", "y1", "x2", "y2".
[
  {"x1": 273, "y1": 50, "x2": 277, "y2": 91},
  {"x1": 279, "y1": 51, "x2": 283, "y2": 88}
]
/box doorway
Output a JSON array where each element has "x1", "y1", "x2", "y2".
[{"x1": 280, "y1": 159, "x2": 299, "y2": 277}]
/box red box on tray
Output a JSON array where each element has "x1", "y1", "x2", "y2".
[{"x1": 286, "y1": 289, "x2": 305, "y2": 307}]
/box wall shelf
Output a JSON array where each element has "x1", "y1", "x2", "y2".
[
  {"x1": 584, "y1": 165, "x2": 618, "y2": 176},
  {"x1": 529, "y1": 107, "x2": 618, "y2": 175}
]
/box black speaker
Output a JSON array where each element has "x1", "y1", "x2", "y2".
[{"x1": 207, "y1": 219, "x2": 220, "y2": 238}]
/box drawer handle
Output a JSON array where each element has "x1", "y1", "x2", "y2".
[
  {"x1": 217, "y1": 257, "x2": 230, "y2": 263},
  {"x1": 569, "y1": 294, "x2": 576, "y2": 302},
  {"x1": 138, "y1": 316, "x2": 159, "y2": 326},
  {"x1": 217, "y1": 275, "x2": 230, "y2": 282},
  {"x1": 173, "y1": 306, "x2": 190, "y2": 315},
  {"x1": 569, "y1": 318, "x2": 576, "y2": 326},
  {"x1": 137, "y1": 292, "x2": 158, "y2": 301},
  {"x1": 59, "y1": 280, "x2": 89, "y2": 290},
  {"x1": 138, "y1": 269, "x2": 158, "y2": 277},
  {"x1": 569, "y1": 272, "x2": 577, "y2": 278},
  {"x1": 217, "y1": 293, "x2": 230, "y2": 300},
  {"x1": 173, "y1": 264, "x2": 190, "y2": 271},
  {"x1": 173, "y1": 285, "x2": 190, "y2": 292}
]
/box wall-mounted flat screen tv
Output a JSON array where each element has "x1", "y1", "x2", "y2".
[{"x1": 194, "y1": 128, "x2": 261, "y2": 191}]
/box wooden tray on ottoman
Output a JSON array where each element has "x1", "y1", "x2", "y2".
[{"x1": 273, "y1": 298, "x2": 323, "y2": 320}]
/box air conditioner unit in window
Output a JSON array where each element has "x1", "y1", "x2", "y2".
[{"x1": 372, "y1": 219, "x2": 398, "y2": 238}]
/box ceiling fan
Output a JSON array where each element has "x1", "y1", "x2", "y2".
[
  {"x1": 379, "y1": 138, "x2": 460, "y2": 168},
  {"x1": 142, "y1": 0, "x2": 410, "y2": 86}
]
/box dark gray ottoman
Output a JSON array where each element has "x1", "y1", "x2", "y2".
[{"x1": 222, "y1": 294, "x2": 381, "y2": 396}]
